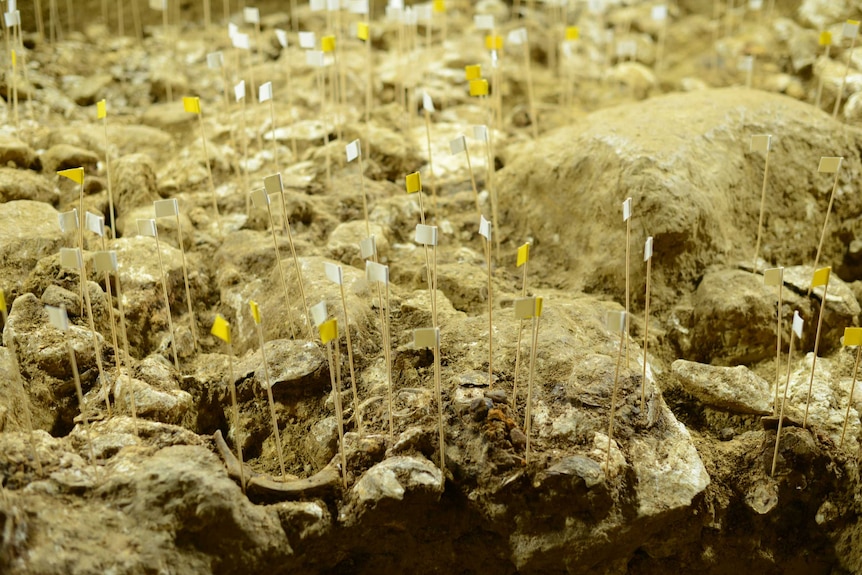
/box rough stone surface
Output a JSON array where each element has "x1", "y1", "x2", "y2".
[
  {"x1": 672, "y1": 359, "x2": 773, "y2": 415},
  {"x1": 0, "y1": 201, "x2": 64, "y2": 299},
  {"x1": 0, "y1": 168, "x2": 57, "y2": 205},
  {"x1": 0, "y1": 136, "x2": 38, "y2": 169}
]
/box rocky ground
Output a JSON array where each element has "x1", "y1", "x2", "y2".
[{"x1": 2, "y1": 0, "x2": 862, "y2": 573}]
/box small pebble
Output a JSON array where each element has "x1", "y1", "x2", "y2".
[
  {"x1": 510, "y1": 428, "x2": 527, "y2": 451},
  {"x1": 719, "y1": 427, "x2": 735, "y2": 441},
  {"x1": 485, "y1": 389, "x2": 507, "y2": 404},
  {"x1": 470, "y1": 397, "x2": 493, "y2": 422}
]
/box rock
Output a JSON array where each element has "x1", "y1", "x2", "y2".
[
  {"x1": 274, "y1": 501, "x2": 332, "y2": 545},
  {"x1": 351, "y1": 455, "x2": 444, "y2": 506},
  {"x1": 798, "y1": 0, "x2": 852, "y2": 29},
  {"x1": 235, "y1": 339, "x2": 328, "y2": 400},
  {"x1": 116, "y1": 204, "x2": 196, "y2": 251},
  {"x1": 604, "y1": 62, "x2": 658, "y2": 100},
  {"x1": 0, "y1": 348, "x2": 34, "y2": 433},
  {"x1": 672, "y1": 359, "x2": 773, "y2": 415},
  {"x1": 0, "y1": 168, "x2": 58, "y2": 205},
  {"x1": 0, "y1": 135, "x2": 38, "y2": 168},
  {"x1": 68, "y1": 73, "x2": 112, "y2": 106},
  {"x1": 141, "y1": 103, "x2": 195, "y2": 131},
  {"x1": 304, "y1": 416, "x2": 338, "y2": 468},
  {"x1": 112, "y1": 355, "x2": 194, "y2": 426},
  {"x1": 0, "y1": 201, "x2": 64, "y2": 299},
  {"x1": 40, "y1": 144, "x2": 99, "y2": 174},
  {"x1": 111, "y1": 154, "x2": 161, "y2": 235},
  {"x1": 326, "y1": 220, "x2": 391, "y2": 268}
]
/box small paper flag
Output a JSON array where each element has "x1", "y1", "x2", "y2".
[
  {"x1": 450, "y1": 135, "x2": 466, "y2": 155},
  {"x1": 517, "y1": 243, "x2": 530, "y2": 267},
  {"x1": 485, "y1": 35, "x2": 503, "y2": 51},
  {"x1": 264, "y1": 173, "x2": 284, "y2": 195},
  {"x1": 588, "y1": 0, "x2": 604, "y2": 14},
  {"x1": 644, "y1": 236, "x2": 653, "y2": 262},
  {"x1": 433, "y1": 0, "x2": 445, "y2": 12},
  {"x1": 243, "y1": 6, "x2": 260, "y2": 23},
  {"x1": 535, "y1": 297, "x2": 543, "y2": 317},
  {"x1": 617, "y1": 40, "x2": 638, "y2": 59},
  {"x1": 473, "y1": 125, "x2": 488, "y2": 142},
  {"x1": 310, "y1": 0, "x2": 325, "y2": 10},
  {"x1": 149, "y1": 0, "x2": 166, "y2": 10},
  {"x1": 606, "y1": 310, "x2": 626, "y2": 332},
  {"x1": 750, "y1": 134, "x2": 771, "y2": 154},
  {"x1": 479, "y1": 216, "x2": 491, "y2": 240},
  {"x1": 321, "y1": 35, "x2": 336, "y2": 52},
  {"x1": 346, "y1": 139, "x2": 361, "y2": 162},
  {"x1": 792, "y1": 310, "x2": 804, "y2": 339},
  {"x1": 565, "y1": 26, "x2": 579, "y2": 41},
  {"x1": 85, "y1": 211, "x2": 104, "y2": 236},
  {"x1": 234, "y1": 81, "x2": 246, "y2": 102},
  {"x1": 10, "y1": 49, "x2": 15, "y2": 67},
  {"x1": 819, "y1": 31, "x2": 832, "y2": 46},
  {"x1": 57, "y1": 167, "x2": 84, "y2": 185},
  {"x1": 93, "y1": 251, "x2": 118, "y2": 273},
  {"x1": 843, "y1": 20, "x2": 859, "y2": 39},
  {"x1": 58, "y1": 209, "x2": 79, "y2": 233},
  {"x1": 811, "y1": 266, "x2": 831, "y2": 288},
  {"x1": 228, "y1": 22, "x2": 238, "y2": 38},
  {"x1": 46, "y1": 305, "x2": 69, "y2": 331},
  {"x1": 406, "y1": 172, "x2": 421, "y2": 194},
  {"x1": 211, "y1": 314, "x2": 231, "y2": 343},
  {"x1": 319, "y1": 318, "x2": 338, "y2": 344},
  {"x1": 474, "y1": 14, "x2": 494, "y2": 30},
  {"x1": 414, "y1": 327, "x2": 439, "y2": 349},
  {"x1": 232, "y1": 32, "x2": 250, "y2": 50},
  {"x1": 249, "y1": 300, "x2": 261, "y2": 325},
  {"x1": 415, "y1": 224, "x2": 438, "y2": 246},
  {"x1": 349, "y1": 0, "x2": 369, "y2": 14},
  {"x1": 299, "y1": 31, "x2": 317, "y2": 49},
  {"x1": 310, "y1": 301, "x2": 327, "y2": 327},
  {"x1": 422, "y1": 91, "x2": 435, "y2": 113},
  {"x1": 749, "y1": 0, "x2": 763, "y2": 9},
  {"x1": 843, "y1": 327, "x2": 862, "y2": 346},
  {"x1": 622, "y1": 198, "x2": 632, "y2": 222},
  {"x1": 737, "y1": 55, "x2": 753, "y2": 71},
  {"x1": 324, "y1": 262, "x2": 344, "y2": 285},
  {"x1": 137, "y1": 218, "x2": 157, "y2": 237},
  {"x1": 183, "y1": 97, "x2": 201, "y2": 114},
  {"x1": 469, "y1": 79, "x2": 489, "y2": 97},
  {"x1": 275, "y1": 29, "x2": 288, "y2": 48},
  {"x1": 465, "y1": 64, "x2": 482, "y2": 80},
  {"x1": 207, "y1": 51, "x2": 224, "y2": 69},
  {"x1": 250, "y1": 188, "x2": 270, "y2": 208},
  {"x1": 818, "y1": 157, "x2": 843, "y2": 173},
  {"x1": 514, "y1": 297, "x2": 537, "y2": 320},
  {"x1": 4, "y1": 10, "x2": 20, "y2": 27},
  {"x1": 357, "y1": 21, "x2": 369, "y2": 41},
  {"x1": 0, "y1": 290, "x2": 5, "y2": 314},
  {"x1": 360, "y1": 236, "x2": 377, "y2": 260},
  {"x1": 651, "y1": 5, "x2": 667, "y2": 20},
  {"x1": 508, "y1": 27, "x2": 527, "y2": 45},
  {"x1": 366, "y1": 260, "x2": 389, "y2": 284},
  {"x1": 59, "y1": 247, "x2": 83, "y2": 270},
  {"x1": 259, "y1": 82, "x2": 273, "y2": 103},
  {"x1": 306, "y1": 50, "x2": 326, "y2": 68},
  {"x1": 97, "y1": 99, "x2": 106, "y2": 120},
  {"x1": 764, "y1": 267, "x2": 783, "y2": 286},
  {"x1": 154, "y1": 198, "x2": 179, "y2": 218}
]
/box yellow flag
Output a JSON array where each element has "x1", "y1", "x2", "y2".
[
  {"x1": 211, "y1": 314, "x2": 231, "y2": 344},
  {"x1": 357, "y1": 22, "x2": 369, "y2": 41},
  {"x1": 844, "y1": 327, "x2": 862, "y2": 346},
  {"x1": 517, "y1": 243, "x2": 530, "y2": 267},
  {"x1": 321, "y1": 35, "x2": 336, "y2": 52},
  {"x1": 566, "y1": 26, "x2": 580, "y2": 41},
  {"x1": 249, "y1": 300, "x2": 261, "y2": 325},
  {"x1": 10, "y1": 50, "x2": 15, "y2": 67},
  {"x1": 469, "y1": 79, "x2": 489, "y2": 97},
  {"x1": 433, "y1": 0, "x2": 445, "y2": 12},
  {"x1": 535, "y1": 297, "x2": 543, "y2": 318},
  {"x1": 183, "y1": 96, "x2": 201, "y2": 114},
  {"x1": 811, "y1": 266, "x2": 831, "y2": 288},
  {"x1": 97, "y1": 99, "x2": 107, "y2": 119},
  {"x1": 465, "y1": 64, "x2": 481, "y2": 80},
  {"x1": 0, "y1": 289, "x2": 5, "y2": 313},
  {"x1": 319, "y1": 318, "x2": 338, "y2": 344},
  {"x1": 820, "y1": 31, "x2": 832, "y2": 46},
  {"x1": 485, "y1": 35, "x2": 503, "y2": 50},
  {"x1": 57, "y1": 167, "x2": 85, "y2": 185},
  {"x1": 406, "y1": 172, "x2": 421, "y2": 194}
]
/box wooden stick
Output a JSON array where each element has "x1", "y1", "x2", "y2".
[
  {"x1": 522, "y1": 36, "x2": 538, "y2": 139},
  {"x1": 132, "y1": 0, "x2": 142, "y2": 42},
  {"x1": 803, "y1": 273, "x2": 830, "y2": 428},
  {"x1": 624, "y1": 201, "x2": 631, "y2": 368},
  {"x1": 196, "y1": 108, "x2": 222, "y2": 237},
  {"x1": 810, "y1": 167, "x2": 841, "y2": 295},
  {"x1": 11, "y1": 49, "x2": 18, "y2": 134},
  {"x1": 66, "y1": 336, "x2": 98, "y2": 473},
  {"x1": 481, "y1": 221, "x2": 493, "y2": 388},
  {"x1": 72, "y1": 251, "x2": 110, "y2": 417},
  {"x1": 338, "y1": 278, "x2": 362, "y2": 436},
  {"x1": 433, "y1": 332, "x2": 445, "y2": 470},
  {"x1": 606, "y1": 315, "x2": 625, "y2": 476},
  {"x1": 213, "y1": 316, "x2": 245, "y2": 492},
  {"x1": 112, "y1": 260, "x2": 139, "y2": 436},
  {"x1": 256, "y1": 190, "x2": 296, "y2": 339},
  {"x1": 49, "y1": 0, "x2": 57, "y2": 43},
  {"x1": 153, "y1": 228, "x2": 180, "y2": 371},
  {"x1": 173, "y1": 210, "x2": 198, "y2": 350},
  {"x1": 833, "y1": 27, "x2": 858, "y2": 119},
  {"x1": 771, "y1": 315, "x2": 800, "y2": 477},
  {"x1": 423, "y1": 106, "x2": 438, "y2": 216},
  {"x1": 641, "y1": 238, "x2": 653, "y2": 412},
  {"x1": 814, "y1": 40, "x2": 831, "y2": 110},
  {"x1": 278, "y1": 192, "x2": 313, "y2": 341},
  {"x1": 752, "y1": 140, "x2": 771, "y2": 271},
  {"x1": 35, "y1": 0, "x2": 45, "y2": 40},
  {"x1": 511, "y1": 252, "x2": 528, "y2": 411},
  {"x1": 329, "y1": 335, "x2": 348, "y2": 488},
  {"x1": 464, "y1": 141, "x2": 481, "y2": 220},
  {"x1": 840, "y1": 343, "x2": 862, "y2": 448},
  {"x1": 117, "y1": 0, "x2": 125, "y2": 37},
  {"x1": 524, "y1": 305, "x2": 541, "y2": 461},
  {"x1": 384, "y1": 277, "x2": 394, "y2": 437},
  {"x1": 252, "y1": 303, "x2": 287, "y2": 480},
  {"x1": 99, "y1": 103, "x2": 117, "y2": 242}
]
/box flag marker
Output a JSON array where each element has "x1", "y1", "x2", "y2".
[
  {"x1": 641, "y1": 236, "x2": 654, "y2": 411},
  {"x1": 183, "y1": 97, "x2": 222, "y2": 236},
  {"x1": 319, "y1": 317, "x2": 348, "y2": 488},
  {"x1": 211, "y1": 314, "x2": 245, "y2": 492},
  {"x1": 154, "y1": 199, "x2": 198, "y2": 350},
  {"x1": 751, "y1": 134, "x2": 772, "y2": 271},
  {"x1": 366, "y1": 260, "x2": 395, "y2": 437},
  {"x1": 480, "y1": 216, "x2": 494, "y2": 387},
  {"x1": 511, "y1": 242, "x2": 531, "y2": 411},
  {"x1": 137, "y1": 218, "x2": 179, "y2": 370},
  {"x1": 815, "y1": 31, "x2": 833, "y2": 109},
  {"x1": 840, "y1": 326, "x2": 862, "y2": 447},
  {"x1": 414, "y1": 326, "x2": 445, "y2": 470},
  {"x1": 811, "y1": 157, "x2": 843, "y2": 294}
]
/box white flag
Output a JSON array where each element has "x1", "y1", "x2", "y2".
[
  {"x1": 450, "y1": 135, "x2": 466, "y2": 155},
  {"x1": 207, "y1": 51, "x2": 224, "y2": 69},
  {"x1": 310, "y1": 0, "x2": 325, "y2": 11},
  {"x1": 228, "y1": 22, "x2": 238, "y2": 39},
  {"x1": 154, "y1": 198, "x2": 179, "y2": 218},
  {"x1": 844, "y1": 20, "x2": 859, "y2": 39},
  {"x1": 651, "y1": 5, "x2": 667, "y2": 21},
  {"x1": 259, "y1": 82, "x2": 273, "y2": 103},
  {"x1": 94, "y1": 251, "x2": 118, "y2": 274},
  {"x1": 415, "y1": 3, "x2": 432, "y2": 22},
  {"x1": 58, "y1": 209, "x2": 79, "y2": 233},
  {"x1": 59, "y1": 247, "x2": 83, "y2": 269},
  {"x1": 644, "y1": 236, "x2": 653, "y2": 262},
  {"x1": 474, "y1": 14, "x2": 494, "y2": 30},
  {"x1": 737, "y1": 55, "x2": 754, "y2": 71},
  {"x1": 792, "y1": 310, "x2": 804, "y2": 339},
  {"x1": 310, "y1": 301, "x2": 327, "y2": 327},
  {"x1": 587, "y1": 0, "x2": 604, "y2": 14},
  {"x1": 137, "y1": 218, "x2": 157, "y2": 237},
  {"x1": 299, "y1": 31, "x2": 317, "y2": 49},
  {"x1": 479, "y1": 216, "x2": 491, "y2": 241},
  {"x1": 346, "y1": 139, "x2": 361, "y2": 162},
  {"x1": 413, "y1": 327, "x2": 440, "y2": 349},
  {"x1": 616, "y1": 40, "x2": 637, "y2": 59},
  {"x1": 232, "y1": 32, "x2": 250, "y2": 50},
  {"x1": 508, "y1": 27, "x2": 527, "y2": 45},
  {"x1": 306, "y1": 50, "x2": 326, "y2": 68},
  {"x1": 324, "y1": 262, "x2": 344, "y2": 285},
  {"x1": 243, "y1": 6, "x2": 260, "y2": 23},
  {"x1": 275, "y1": 29, "x2": 288, "y2": 48},
  {"x1": 622, "y1": 197, "x2": 632, "y2": 222},
  {"x1": 385, "y1": 6, "x2": 403, "y2": 21},
  {"x1": 422, "y1": 91, "x2": 435, "y2": 113},
  {"x1": 818, "y1": 157, "x2": 843, "y2": 173},
  {"x1": 85, "y1": 212, "x2": 105, "y2": 236},
  {"x1": 250, "y1": 188, "x2": 270, "y2": 208},
  {"x1": 403, "y1": 7, "x2": 417, "y2": 25},
  {"x1": 366, "y1": 260, "x2": 389, "y2": 284},
  {"x1": 473, "y1": 125, "x2": 488, "y2": 142},
  {"x1": 514, "y1": 297, "x2": 538, "y2": 320},
  {"x1": 326, "y1": 0, "x2": 340, "y2": 11},
  {"x1": 360, "y1": 236, "x2": 377, "y2": 260},
  {"x1": 750, "y1": 134, "x2": 771, "y2": 154},
  {"x1": 606, "y1": 310, "x2": 626, "y2": 332},
  {"x1": 3, "y1": 10, "x2": 20, "y2": 28},
  {"x1": 415, "y1": 224, "x2": 438, "y2": 246},
  {"x1": 46, "y1": 305, "x2": 69, "y2": 331},
  {"x1": 264, "y1": 173, "x2": 283, "y2": 195},
  {"x1": 234, "y1": 80, "x2": 246, "y2": 102},
  {"x1": 149, "y1": 0, "x2": 166, "y2": 10},
  {"x1": 748, "y1": 0, "x2": 763, "y2": 8},
  {"x1": 349, "y1": 0, "x2": 369, "y2": 14}
]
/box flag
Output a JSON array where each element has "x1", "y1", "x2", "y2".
[
  {"x1": 465, "y1": 64, "x2": 481, "y2": 80},
  {"x1": 228, "y1": 22, "x2": 238, "y2": 38},
  {"x1": 10, "y1": 49, "x2": 15, "y2": 67},
  {"x1": 651, "y1": 5, "x2": 667, "y2": 20},
  {"x1": 433, "y1": 0, "x2": 445, "y2": 12},
  {"x1": 264, "y1": 173, "x2": 283, "y2": 195},
  {"x1": 750, "y1": 134, "x2": 771, "y2": 154},
  {"x1": 508, "y1": 27, "x2": 527, "y2": 45},
  {"x1": 310, "y1": 0, "x2": 325, "y2": 10},
  {"x1": 46, "y1": 305, "x2": 69, "y2": 331},
  {"x1": 232, "y1": 32, "x2": 250, "y2": 50},
  {"x1": 306, "y1": 50, "x2": 326, "y2": 68},
  {"x1": 479, "y1": 216, "x2": 491, "y2": 241},
  {"x1": 97, "y1": 99, "x2": 106, "y2": 120},
  {"x1": 137, "y1": 218, "x2": 157, "y2": 237},
  {"x1": 749, "y1": 0, "x2": 763, "y2": 9},
  {"x1": 514, "y1": 297, "x2": 537, "y2": 320},
  {"x1": 606, "y1": 310, "x2": 626, "y2": 332},
  {"x1": 485, "y1": 35, "x2": 503, "y2": 50},
  {"x1": 250, "y1": 188, "x2": 270, "y2": 208},
  {"x1": 737, "y1": 55, "x2": 753, "y2": 71},
  {"x1": 565, "y1": 26, "x2": 579, "y2": 41},
  {"x1": 843, "y1": 327, "x2": 862, "y2": 346},
  {"x1": 349, "y1": 0, "x2": 369, "y2": 14},
  {"x1": 450, "y1": 135, "x2": 466, "y2": 155},
  {"x1": 415, "y1": 224, "x2": 438, "y2": 246},
  {"x1": 406, "y1": 172, "x2": 421, "y2": 194},
  {"x1": 299, "y1": 31, "x2": 316, "y2": 49},
  {"x1": 58, "y1": 209, "x2": 79, "y2": 233},
  {"x1": 588, "y1": 0, "x2": 604, "y2": 14},
  {"x1": 3, "y1": 10, "x2": 20, "y2": 27},
  {"x1": 764, "y1": 267, "x2": 783, "y2": 286},
  {"x1": 211, "y1": 314, "x2": 231, "y2": 343},
  {"x1": 535, "y1": 297, "x2": 543, "y2": 317},
  {"x1": 0, "y1": 290, "x2": 5, "y2": 313},
  {"x1": 321, "y1": 35, "x2": 336, "y2": 52},
  {"x1": 346, "y1": 139, "x2": 361, "y2": 162},
  {"x1": 644, "y1": 236, "x2": 653, "y2": 262},
  {"x1": 94, "y1": 251, "x2": 118, "y2": 273},
  {"x1": 275, "y1": 29, "x2": 288, "y2": 48},
  {"x1": 818, "y1": 157, "x2": 843, "y2": 173},
  {"x1": 234, "y1": 80, "x2": 246, "y2": 102},
  {"x1": 85, "y1": 212, "x2": 104, "y2": 236},
  {"x1": 366, "y1": 260, "x2": 389, "y2": 284},
  {"x1": 473, "y1": 125, "x2": 488, "y2": 142},
  {"x1": 357, "y1": 21, "x2": 369, "y2": 40},
  {"x1": 207, "y1": 51, "x2": 224, "y2": 69},
  {"x1": 622, "y1": 198, "x2": 632, "y2": 222},
  {"x1": 154, "y1": 198, "x2": 179, "y2": 218},
  {"x1": 811, "y1": 266, "x2": 831, "y2": 288},
  {"x1": 469, "y1": 79, "x2": 488, "y2": 97},
  {"x1": 517, "y1": 243, "x2": 530, "y2": 267},
  {"x1": 243, "y1": 6, "x2": 260, "y2": 23},
  {"x1": 360, "y1": 236, "x2": 376, "y2": 260},
  {"x1": 319, "y1": 318, "x2": 338, "y2": 344},
  {"x1": 843, "y1": 19, "x2": 859, "y2": 39},
  {"x1": 59, "y1": 247, "x2": 83, "y2": 270},
  {"x1": 415, "y1": 4, "x2": 432, "y2": 22},
  {"x1": 57, "y1": 167, "x2": 84, "y2": 185},
  {"x1": 414, "y1": 327, "x2": 439, "y2": 349},
  {"x1": 617, "y1": 40, "x2": 638, "y2": 59},
  {"x1": 183, "y1": 97, "x2": 201, "y2": 114},
  {"x1": 249, "y1": 300, "x2": 261, "y2": 325},
  {"x1": 820, "y1": 31, "x2": 832, "y2": 46},
  {"x1": 259, "y1": 82, "x2": 273, "y2": 103},
  {"x1": 149, "y1": 0, "x2": 166, "y2": 10},
  {"x1": 792, "y1": 310, "x2": 804, "y2": 339},
  {"x1": 310, "y1": 301, "x2": 328, "y2": 327},
  {"x1": 324, "y1": 262, "x2": 343, "y2": 285},
  {"x1": 422, "y1": 91, "x2": 435, "y2": 113},
  {"x1": 474, "y1": 14, "x2": 494, "y2": 30}
]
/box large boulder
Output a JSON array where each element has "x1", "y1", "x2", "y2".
[{"x1": 0, "y1": 201, "x2": 64, "y2": 300}]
